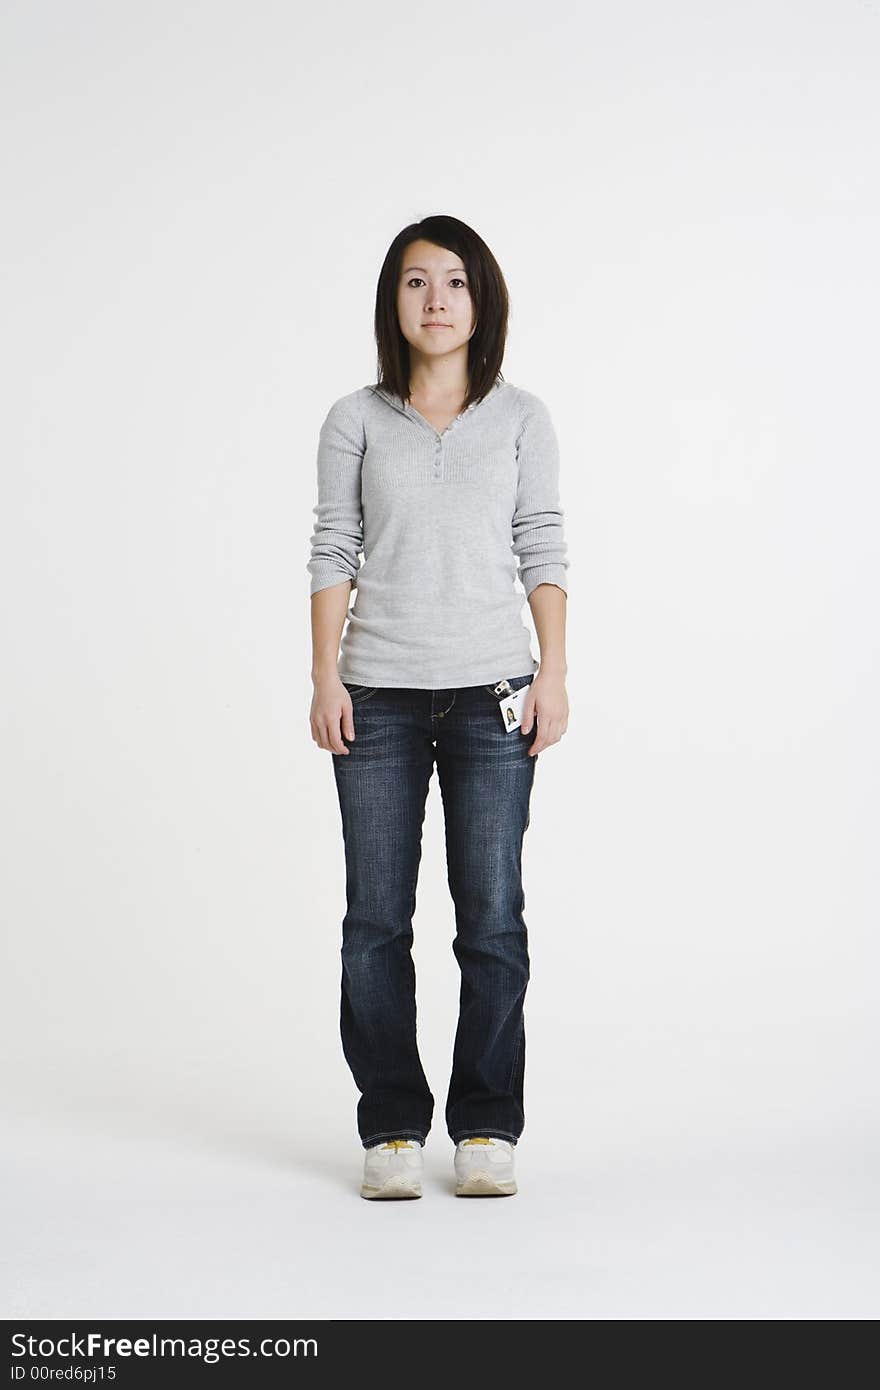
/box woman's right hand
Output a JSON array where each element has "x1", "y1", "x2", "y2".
[{"x1": 310, "y1": 673, "x2": 355, "y2": 754}]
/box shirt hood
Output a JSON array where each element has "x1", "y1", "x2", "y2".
[{"x1": 368, "y1": 376, "x2": 506, "y2": 419}]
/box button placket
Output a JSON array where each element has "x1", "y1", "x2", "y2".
[{"x1": 399, "y1": 392, "x2": 490, "y2": 480}]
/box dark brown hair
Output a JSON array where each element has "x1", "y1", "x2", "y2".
[{"x1": 374, "y1": 215, "x2": 509, "y2": 412}]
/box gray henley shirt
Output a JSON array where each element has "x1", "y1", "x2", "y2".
[{"x1": 307, "y1": 376, "x2": 569, "y2": 688}]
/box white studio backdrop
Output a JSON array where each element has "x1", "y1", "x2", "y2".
[{"x1": 1, "y1": 0, "x2": 877, "y2": 1319}]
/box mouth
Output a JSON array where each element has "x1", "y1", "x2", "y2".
[{"x1": 423, "y1": 323, "x2": 452, "y2": 328}]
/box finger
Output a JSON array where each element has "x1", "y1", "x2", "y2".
[
  {"x1": 532, "y1": 721, "x2": 564, "y2": 754},
  {"x1": 523, "y1": 702, "x2": 548, "y2": 743},
  {"x1": 528, "y1": 718, "x2": 555, "y2": 755},
  {"x1": 525, "y1": 710, "x2": 561, "y2": 744},
  {"x1": 326, "y1": 719, "x2": 350, "y2": 754}
]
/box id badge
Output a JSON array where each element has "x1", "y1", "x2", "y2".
[{"x1": 491, "y1": 679, "x2": 530, "y2": 733}]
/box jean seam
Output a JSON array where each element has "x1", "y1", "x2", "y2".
[
  {"x1": 506, "y1": 1017, "x2": 525, "y2": 1093},
  {"x1": 345, "y1": 686, "x2": 380, "y2": 705},
  {"x1": 432, "y1": 691, "x2": 457, "y2": 719}
]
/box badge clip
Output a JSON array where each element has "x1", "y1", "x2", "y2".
[{"x1": 491, "y1": 678, "x2": 529, "y2": 733}]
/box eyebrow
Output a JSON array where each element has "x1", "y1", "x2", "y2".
[{"x1": 402, "y1": 266, "x2": 467, "y2": 275}]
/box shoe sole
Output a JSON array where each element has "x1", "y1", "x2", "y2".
[
  {"x1": 360, "y1": 1177, "x2": 422, "y2": 1200},
  {"x1": 455, "y1": 1172, "x2": 518, "y2": 1197}
]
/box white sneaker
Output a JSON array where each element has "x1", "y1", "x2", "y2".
[
  {"x1": 360, "y1": 1138, "x2": 424, "y2": 1200},
  {"x1": 454, "y1": 1136, "x2": 518, "y2": 1196}
]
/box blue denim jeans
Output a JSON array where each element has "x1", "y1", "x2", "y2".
[{"x1": 331, "y1": 673, "x2": 538, "y2": 1149}]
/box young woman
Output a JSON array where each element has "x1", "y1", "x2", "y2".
[{"x1": 307, "y1": 215, "x2": 569, "y2": 1200}]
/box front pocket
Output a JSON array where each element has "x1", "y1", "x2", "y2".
[
  {"x1": 343, "y1": 682, "x2": 379, "y2": 704},
  {"x1": 482, "y1": 673, "x2": 535, "y2": 698}
]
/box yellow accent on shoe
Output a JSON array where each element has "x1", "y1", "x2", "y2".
[
  {"x1": 382, "y1": 1140, "x2": 414, "y2": 1150},
  {"x1": 462, "y1": 1137, "x2": 493, "y2": 1145}
]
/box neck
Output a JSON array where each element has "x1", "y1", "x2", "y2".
[{"x1": 408, "y1": 352, "x2": 469, "y2": 401}]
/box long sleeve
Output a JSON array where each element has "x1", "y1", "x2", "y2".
[
  {"x1": 307, "y1": 394, "x2": 364, "y2": 597},
  {"x1": 511, "y1": 392, "x2": 570, "y2": 597}
]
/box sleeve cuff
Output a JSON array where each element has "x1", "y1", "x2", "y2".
[
  {"x1": 309, "y1": 567, "x2": 357, "y2": 597},
  {"x1": 522, "y1": 564, "x2": 568, "y2": 598}
]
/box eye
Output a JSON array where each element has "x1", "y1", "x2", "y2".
[{"x1": 404, "y1": 277, "x2": 468, "y2": 289}]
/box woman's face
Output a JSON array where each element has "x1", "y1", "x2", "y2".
[{"x1": 396, "y1": 239, "x2": 475, "y2": 365}]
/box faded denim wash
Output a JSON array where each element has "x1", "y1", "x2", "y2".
[{"x1": 332, "y1": 673, "x2": 538, "y2": 1149}]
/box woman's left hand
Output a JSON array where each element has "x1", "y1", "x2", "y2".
[{"x1": 521, "y1": 669, "x2": 568, "y2": 755}]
